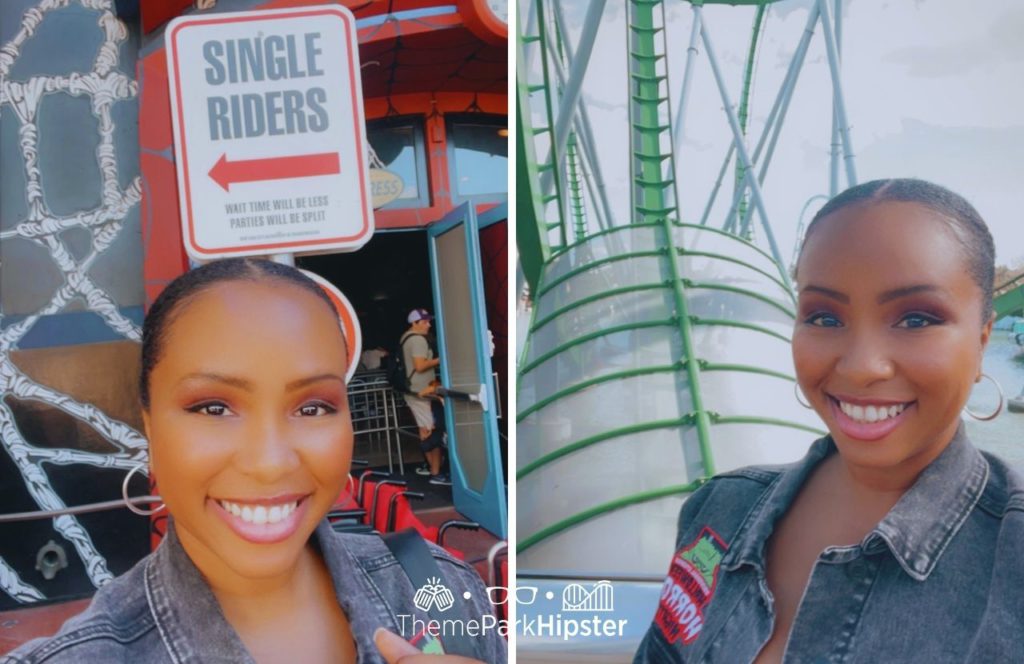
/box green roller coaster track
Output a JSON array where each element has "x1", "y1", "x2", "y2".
[{"x1": 516, "y1": 0, "x2": 1022, "y2": 560}]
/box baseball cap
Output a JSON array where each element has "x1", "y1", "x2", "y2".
[{"x1": 407, "y1": 308, "x2": 434, "y2": 323}]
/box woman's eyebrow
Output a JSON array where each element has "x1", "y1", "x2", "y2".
[
  {"x1": 178, "y1": 372, "x2": 252, "y2": 390},
  {"x1": 801, "y1": 285, "x2": 848, "y2": 303},
  {"x1": 801, "y1": 284, "x2": 942, "y2": 305},
  {"x1": 285, "y1": 374, "x2": 345, "y2": 391},
  {"x1": 877, "y1": 284, "x2": 940, "y2": 304}
]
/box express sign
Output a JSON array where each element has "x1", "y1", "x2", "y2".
[{"x1": 166, "y1": 6, "x2": 373, "y2": 260}]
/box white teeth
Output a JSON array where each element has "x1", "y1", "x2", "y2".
[
  {"x1": 838, "y1": 400, "x2": 906, "y2": 423},
  {"x1": 218, "y1": 500, "x2": 299, "y2": 524}
]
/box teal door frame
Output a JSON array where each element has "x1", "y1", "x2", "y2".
[{"x1": 428, "y1": 203, "x2": 508, "y2": 539}]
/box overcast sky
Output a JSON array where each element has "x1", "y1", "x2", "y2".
[{"x1": 526, "y1": 0, "x2": 1024, "y2": 268}]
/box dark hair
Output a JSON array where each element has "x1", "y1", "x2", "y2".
[
  {"x1": 140, "y1": 258, "x2": 339, "y2": 409},
  {"x1": 799, "y1": 178, "x2": 995, "y2": 322}
]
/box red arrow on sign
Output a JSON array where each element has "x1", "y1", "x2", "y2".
[{"x1": 208, "y1": 152, "x2": 341, "y2": 192}]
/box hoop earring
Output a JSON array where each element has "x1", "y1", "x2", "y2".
[
  {"x1": 964, "y1": 373, "x2": 1004, "y2": 421},
  {"x1": 794, "y1": 383, "x2": 812, "y2": 409},
  {"x1": 122, "y1": 463, "x2": 166, "y2": 517}
]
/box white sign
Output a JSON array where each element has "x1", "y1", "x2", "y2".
[{"x1": 166, "y1": 6, "x2": 373, "y2": 260}]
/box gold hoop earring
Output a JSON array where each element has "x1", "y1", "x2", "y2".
[
  {"x1": 794, "y1": 383, "x2": 812, "y2": 409},
  {"x1": 122, "y1": 463, "x2": 166, "y2": 517},
  {"x1": 964, "y1": 373, "x2": 1004, "y2": 421}
]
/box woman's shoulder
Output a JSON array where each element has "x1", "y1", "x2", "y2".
[
  {"x1": 976, "y1": 450, "x2": 1024, "y2": 521},
  {"x1": 2, "y1": 555, "x2": 161, "y2": 663},
  {"x1": 332, "y1": 529, "x2": 483, "y2": 587}
]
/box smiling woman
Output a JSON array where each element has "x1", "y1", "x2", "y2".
[
  {"x1": 634, "y1": 179, "x2": 1024, "y2": 663},
  {"x1": 5, "y1": 258, "x2": 505, "y2": 664}
]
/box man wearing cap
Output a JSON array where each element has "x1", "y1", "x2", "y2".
[{"x1": 401, "y1": 308, "x2": 451, "y2": 486}]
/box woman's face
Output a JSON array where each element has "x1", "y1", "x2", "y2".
[
  {"x1": 793, "y1": 201, "x2": 992, "y2": 482},
  {"x1": 142, "y1": 280, "x2": 351, "y2": 581}
]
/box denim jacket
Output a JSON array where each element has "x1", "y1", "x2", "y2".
[
  {"x1": 634, "y1": 424, "x2": 1024, "y2": 663},
  {"x1": 4, "y1": 520, "x2": 507, "y2": 663}
]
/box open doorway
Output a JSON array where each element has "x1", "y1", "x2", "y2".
[{"x1": 299, "y1": 230, "x2": 432, "y2": 354}]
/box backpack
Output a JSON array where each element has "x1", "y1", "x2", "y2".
[{"x1": 387, "y1": 333, "x2": 424, "y2": 394}]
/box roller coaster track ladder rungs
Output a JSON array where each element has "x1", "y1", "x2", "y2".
[
  {"x1": 634, "y1": 177, "x2": 675, "y2": 188},
  {"x1": 628, "y1": 51, "x2": 665, "y2": 62},
  {"x1": 629, "y1": 25, "x2": 664, "y2": 35},
  {"x1": 630, "y1": 94, "x2": 670, "y2": 105},
  {"x1": 634, "y1": 153, "x2": 671, "y2": 163},
  {"x1": 633, "y1": 123, "x2": 671, "y2": 133},
  {"x1": 631, "y1": 72, "x2": 667, "y2": 83},
  {"x1": 636, "y1": 205, "x2": 677, "y2": 216}
]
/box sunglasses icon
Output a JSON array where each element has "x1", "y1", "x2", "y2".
[{"x1": 485, "y1": 585, "x2": 539, "y2": 605}]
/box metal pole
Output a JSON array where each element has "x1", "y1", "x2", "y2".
[
  {"x1": 828, "y1": 0, "x2": 841, "y2": 196},
  {"x1": 580, "y1": 155, "x2": 609, "y2": 232},
  {"x1": 791, "y1": 194, "x2": 829, "y2": 271},
  {"x1": 698, "y1": 7, "x2": 791, "y2": 288},
  {"x1": 818, "y1": 0, "x2": 857, "y2": 187},
  {"x1": 270, "y1": 253, "x2": 295, "y2": 266},
  {"x1": 731, "y1": 3, "x2": 819, "y2": 236},
  {"x1": 548, "y1": 5, "x2": 616, "y2": 227},
  {"x1": 699, "y1": 142, "x2": 735, "y2": 227},
  {"x1": 523, "y1": 0, "x2": 538, "y2": 71},
  {"x1": 540, "y1": 0, "x2": 608, "y2": 198},
  {"x1": 671, "y1": 11, "x2": 702, "y2": 156},
  {"x1": 738, "y1": 5, "x2": 821, "y2": 235},
  {"x1": 574, "y1": 119, "x2": 610, "y2": 230}
]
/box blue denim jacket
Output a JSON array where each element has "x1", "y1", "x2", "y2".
[
  {"x1": 4, "y1": 520, "x2": 507, "y2": 663},
  {"x1": 634, "y1": 424, "x2": 1024, "y2": 663}
]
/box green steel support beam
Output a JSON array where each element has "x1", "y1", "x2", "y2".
[
  {"x1": 661, "y1": 216, "x2": 717, "y2": 477},
  {"x1": 531, "y1": 282, "x2": 669, "y2": 332},
  {"x1": 519, "y1": 318, "x2": 677, "y2": 376},
  {"x1": 518, "y1": 481, "x2": 705, "y2": 553},
  {"x1": 994, "y1": 274, "x2": 1024, "y2": 318},
  {"x1": 567, "y1": 132, "x2": 588, "y2": 241},
  {"x1": 731, "y1": 4, "x2": 766, "y2": 236},
  {"x1": 628, "y1": 0, "x2": 676, "y2": 225},
  {"x1": 516, "y1": 32, "x2": 551, "y2": 296}
]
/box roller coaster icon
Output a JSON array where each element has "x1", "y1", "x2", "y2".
[{"x1": 561, "y1": 580, "x2": 614, "y2": 612}]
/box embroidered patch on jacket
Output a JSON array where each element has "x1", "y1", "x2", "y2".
[
  {"x1": 655, "y1": 526, "x2": 728, "y2": 645},
  {"x1": 409, "y1": 627, "x2": 446, "y2": 654}
]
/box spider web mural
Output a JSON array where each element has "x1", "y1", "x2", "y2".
[{"x1": 0, "y1": 0, "x2": 146, "y2": 604}]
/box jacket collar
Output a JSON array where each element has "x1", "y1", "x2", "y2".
[
  {"x1": 722, "y1": 422, "x2": 988, "y2": 582},
  {"x1": 144, "y1": 520, "x2": 399, "y2": 663}
]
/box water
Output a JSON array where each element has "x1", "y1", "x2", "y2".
[{"x1": 966, "y1": 335, "x2": 1024, "y2": 475}]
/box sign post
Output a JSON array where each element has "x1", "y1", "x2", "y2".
[{"x1": 166, "y1": 6, "x2": 373, "y2": 260}]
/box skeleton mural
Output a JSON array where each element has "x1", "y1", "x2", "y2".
[{"x1": 0, "y1": 0, "x2": 146, "y2": 606}]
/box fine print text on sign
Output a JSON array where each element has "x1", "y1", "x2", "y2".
[{"x1": 166, "y1": 6, "x2": 373, "y2": 259}]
